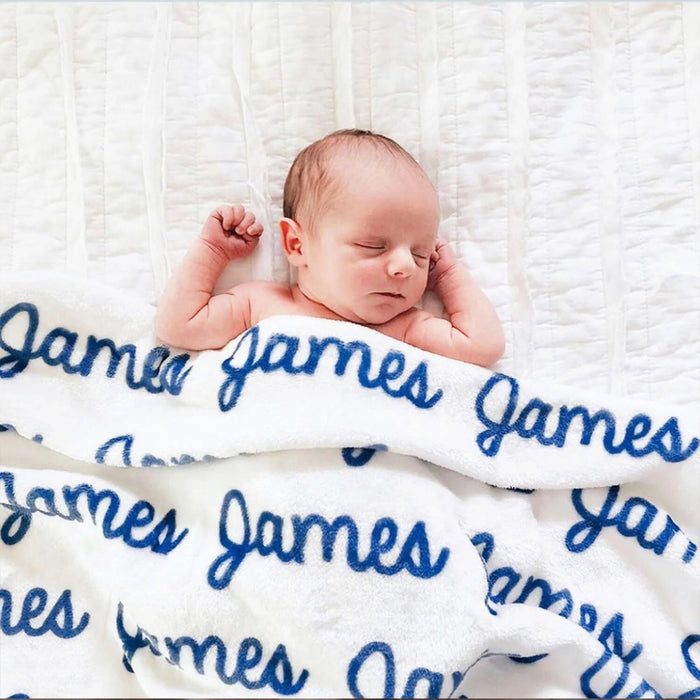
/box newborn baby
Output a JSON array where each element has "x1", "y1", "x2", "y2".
[{"x1": 156, "y1": 129, "x2": 504, "y2": 366}]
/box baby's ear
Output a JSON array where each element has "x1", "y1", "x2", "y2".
[{"x1": 280, "y1": 218, "x2": 306, "y2": 267}]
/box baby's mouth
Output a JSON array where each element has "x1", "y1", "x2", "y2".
[{"x1": 376, "y1": 292, "x2": 404, "y2": 298}]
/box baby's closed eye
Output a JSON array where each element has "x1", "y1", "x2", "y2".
[
  {"x1": 353, "y1": 241, "x2": 430, "y2": 264},
  {"x1": 354, "y1": 241, "x2": 385, "y2": 254}
]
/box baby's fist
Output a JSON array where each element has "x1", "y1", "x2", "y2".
[
  {"x1": 201, "y1": 205, "x2": 263, "y2": 260},
  {"x1": 427, "y1": 239, "x2": 458, "y2": 291}
]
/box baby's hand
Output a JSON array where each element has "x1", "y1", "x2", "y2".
[
  {"x1": 201, "y1": 205, "x2": 264, "y2": 260},
  {"x1": 427, "y1": 239, "x2": 459, "y2": 291}
]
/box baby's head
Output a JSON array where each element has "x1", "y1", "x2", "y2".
[{"x1": 280, "y1": 129, "x2": 440, "y2": 325}]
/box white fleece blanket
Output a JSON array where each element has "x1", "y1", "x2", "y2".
[{"x1": 1, "y1": 273, "x2": 698, "y2": 699}]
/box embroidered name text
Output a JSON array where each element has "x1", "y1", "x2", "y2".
[
  {"x1": 0, "y1": 587, "x2": 89, "y2": 639},
  {"x1": 116, "y1": 602, "x2": 308, "y2": 694},
  {"x1": 475, "y1": 374, "x2": 698, "y2": 463},
  {"x1": 0, "y1": 302, "x2": 191, "y2": 395},
  {"x1": 0, "y1": 471, "x2": 188, "y2": 554},
  {"x1": 566, "y1": 486, "x2": 697, "y2": 563},
  {"x1": 207, "y1": 489, "x2": 450, "y2": 588},
  {"x1": 218, "y1": 326, "x2": 443, "y2": 412}
]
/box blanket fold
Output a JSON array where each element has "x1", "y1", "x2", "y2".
[{"x1": 1, "y1": 272, "x2": 698, "y2": 698}]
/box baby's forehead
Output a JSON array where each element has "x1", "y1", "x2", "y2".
[
  {"x1": 324, "y1": 163, "x2": 439, "y2": 232},
  {"x1": 324, "y1": 144, "x2": 431, "y2": 194},
  {"x1": 304, "y1": 136, "x2": 439, "y2": 226},
  {"x1": 325, "y1": 139, "x2": 407, "y2": 169}
]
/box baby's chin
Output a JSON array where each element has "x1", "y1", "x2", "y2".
[
  {"x1": 324, "y1": 291, "x2": 422, "y2": 326},
  {"x1": 352, "y1": 300, "x2": 417, "y2": 326}
]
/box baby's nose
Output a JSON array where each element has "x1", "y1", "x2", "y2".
[{"x1": 387, "y1": 247, "x2": 415, "y2": 277}]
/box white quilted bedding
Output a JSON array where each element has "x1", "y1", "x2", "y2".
[{"x1": 0, "y1": 3, "x2": 699, "y2": 698}]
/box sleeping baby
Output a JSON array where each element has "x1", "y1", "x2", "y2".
[{"x1": 155, "y1": 129, "x2": 505, "y2": 367}]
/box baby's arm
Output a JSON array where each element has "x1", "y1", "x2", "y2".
[
  {"x1": 404, "y1": 240, "x2": 505, "y2": 366},
  {"x1": 155, "y1": 205, "x2": 262, "y2": 350}
]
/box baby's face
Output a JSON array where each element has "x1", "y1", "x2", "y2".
[{"x1": 296, "y1": 154, "x2": 440, "y2": 325}]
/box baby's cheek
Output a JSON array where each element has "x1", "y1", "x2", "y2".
[
  {"x1": 409, "y1": 274, "x2": 429, "y2": 302},
  {"x1": 355, "y1": 262, "x2": 382, "y2": 284}
]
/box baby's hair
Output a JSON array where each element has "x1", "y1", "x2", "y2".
[{"x1": 283, "y1": 129, "x2": 425, "y2": 231}]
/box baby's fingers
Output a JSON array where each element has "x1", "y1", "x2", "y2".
[
  {"x1": 246, "y1": 222, "x2": 264, "y2": 237},
  {"x1": 434, "y1": 238, "x2": 450, "y2": 252},
  {"x1": 235, "y1": 211, "x2": 256, "y2": 234},
  {"x1": 212, "y1": 204, "x2": 245, "y2": 231}
]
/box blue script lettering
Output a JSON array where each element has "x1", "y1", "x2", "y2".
[
  {"x1": 0, "y1": 587, "x2": 89, "y2": 639},
  {"x1": 566, "y1": 486, "x2": 695, "y2": 563},
  {"x1": 208, "y1": 489, "x2": 449, "y2": 589},
  {"x1": 218, "y1": 326, "x2": 443, "y2": 412},
  {"x1": 116, "y1": 602, "x2": 308, "y2": 694},
  {"x1": 0, "y1": 302, "x2": 191, "y2": 394},
  {"x1": 341, "y1": 445, "x2": 388, "y2": 467},
  {"x1": 486, "y1": 565, "x2": 642, "y2": 664},
  {"x1": 0, "y1": 471, "x2": 188, "y2": 554},
  {"x1": 347, "y1": 641, "x2": 448, "y2": 699},
  {"x1": 683, "y1": 635, "x2": 700, "y2": 681},
  {"x1": 474, "y1": 374, "x2": 698, "y2": 463},
  {"x1": 580, "y1": 646, "x2": 660, "y2": 698},
  {"x1": 679, "y1": 635, "x2": 700, "y2": 698},
  {"x1": 95, "y1": 433, "x2": 216, "y2": 467},
  {"x1": 474, "y1": 532, "x2": 643, "y2": 667},
  {"x1": 479, "y1": 530, "x2": 654, "y2": 697}
]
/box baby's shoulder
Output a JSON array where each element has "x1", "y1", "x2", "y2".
[
  {"x1": 234, "y1": 280, "x2": 296, "y2": 323},
  {"x1": 378, "y1": 306, "x2": 433, "y2": 342},
  {"x1": 234, "y1": 279, "x2": 288, "y2": 296}
]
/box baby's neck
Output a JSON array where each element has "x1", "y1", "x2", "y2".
[{"x1": 289, "y1": 284, "x2": 349, "y2": 322}]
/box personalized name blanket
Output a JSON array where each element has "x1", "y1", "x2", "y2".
[{"x1": 1, "y1": 273, "x2": 698, "y2": 699}]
